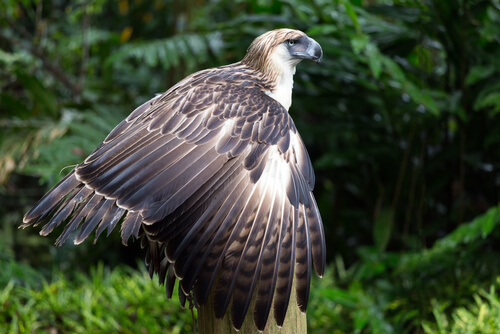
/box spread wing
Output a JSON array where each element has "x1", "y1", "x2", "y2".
[{"x1": 22, "y1": 64, "x2": 326, "y2": 330}]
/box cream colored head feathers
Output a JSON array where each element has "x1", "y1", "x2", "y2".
[{"x1": 242, "y1": 29, "x2": 323, "y2": 110}]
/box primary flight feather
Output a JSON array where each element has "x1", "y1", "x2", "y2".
[{"x1": 22, "y1": 28, "x2": 326, "y2": 330}]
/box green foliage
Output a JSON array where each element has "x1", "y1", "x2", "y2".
[
  {"x1": 307, "y1": 204, "x2": 500, "y2": 333},
  {"x1": 0, "y1": 260, "x2": 195, "y2": 334},
  {"x1": 423, "y1": 285, "x2": 500, "y2": 334},
  {"x1": 21, "y1": 106, "x2": 127, "y2": 184},
  {"x1": 397, "y1": 203, "x2": 500, "y2": 273},
  {"x1": 105, "y1": 32, "x2": 225, "y2": 73}
]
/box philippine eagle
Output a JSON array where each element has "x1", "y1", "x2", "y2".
[{"x1": 22, "y1": 28, "x2": 326, "y2": 330}]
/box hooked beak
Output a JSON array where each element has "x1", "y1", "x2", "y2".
[{"x1": 290, "y1": 37, "x2": 323, "y2": 64}]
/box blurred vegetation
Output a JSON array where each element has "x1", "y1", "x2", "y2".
[
  {"x1": 1, "y1": 0, "x2": 500, "y2": 332},
  {"x1": 1, "y1": 260, "x2": 196, "y2": 333}
]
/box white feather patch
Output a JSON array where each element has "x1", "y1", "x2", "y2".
[
  {"x1": 259, "y1": 146, "x2": 291, "y2": 195},
  {"x1": 264, "y1": 44, "x2": 299, "y2": 111}
]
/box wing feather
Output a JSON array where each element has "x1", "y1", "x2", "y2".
[
  {"x1": 294, "y1": 204, "x2": 312, "y2": 312},
  {"x1": 104, "y1": 95, "x2": 162, "y2": 142},
  {"x1": 84, "y1": 121, "x2": 155, "y2": 167},
  {"x1": 54, "y1": 186, "x2": 94, "y2": 246},
  {"x1": 112, "y1": 143, "x2": 215, "y2": 209},
  {"x1": 38, "y1": 188, "x2": 82, "y2": 236},
  {"x1": 145, "y1": 154, "x2": 243, "y2": 238},
  {"x1": 120, "y1": 211, "x2": 142, "y2": 245},
  {"x1": 88, "y1": 138, "x2": 188, "y2": 200},
  {"x1": 273, "y1": 205, "x2": 297, "y2": 326},
  {"x1": 165, "y1": 261, "x2": 176, "y2": 299},
  {"x1": 253, "y1": 189, "x2": 288, "y2": 330},
  {"x1": 82, "y1": 133, "x2": 176, "y2": 190},
  {"x1": 140, "y1": 147, "x2": 228, "y2": 222},
  {"x1": 176, "y1": 114, "x2": 204, "y2": 139},
  {"x1": 148, "y1": 101, "x2": 179, "y2": 131},
  {"x1": 308, "y1": 196, "x2": 327, "y2": 277},
  {"x1": 232, "y1": 178, "x2": 281, "y2": 330},
  {"x1": 95, "y1": 202, "x2": 125, "y2": 239},
  {"x1": 74, "y1": 195, "x2": 106, "y2": 244},
  {"x1": 212, "y1": 184, "x2": 262, "y2": 319},
  {"x1": 166, "y1": 175, "x2": 242, "y2": 266},
  {"x1": 179, "y1": 174, "x2": 254, "y2": 294},
  {"x1": 168, "y1": 163, "x2": 248, "y2": 265},
  {"x1": 22, "y1": 170, "x2": 81, "y2": 227}
]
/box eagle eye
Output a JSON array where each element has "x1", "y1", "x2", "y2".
[{"x1": 287, "y1": 39, "x2": 296, "y2": 46}]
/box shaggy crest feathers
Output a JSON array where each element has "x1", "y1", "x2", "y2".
[
  {"x1": 21, "y1": 28, "x2": 326, "y2": 331},
  {"x1": 242, "y1": 29, "x2": 307, "y2": 81}
]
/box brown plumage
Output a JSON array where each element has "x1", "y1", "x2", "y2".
[{"x1": 22, "y1": 28, "x2": 326, "y2": 330}]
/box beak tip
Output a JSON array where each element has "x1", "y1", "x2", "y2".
[{"x1": 309, "y1": 38, "x2": 323, "y2": 64}]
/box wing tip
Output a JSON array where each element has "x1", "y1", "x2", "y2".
[{"x1": 19, "y1": 219, "x2": 31, "y2": 229}]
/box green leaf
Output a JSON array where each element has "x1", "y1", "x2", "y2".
[
  {"x1": 354, "y1": 308, "x2": 369, "y2": 331},
  {"x1": 365, "y1": 42, "x2": 383, "y2": 79},
  {"x1": 0, "y1": 49, "x2": 27, "y2": 66},
  {"x1": 474, "y1": 91, "x2": 500, "y2": 114},
  {"x1": 15, "y1": 70, "x2": 58, "y2": 117},
  {"x1": 341, "y1": 0, "x2": 361, "y2": 34},
  {"x1": 373, "y1": 207, "x2": 394, "y2": 252},
  {"x1": 351, "y1": 35, "x2": 369, "y2": 55},
  {"x1": 326, "y1": 288, "x2": 359, "y2": 308},
  {"x1": 431, "y1": 299, "x2": 449, "y2": 334},
  {"x1": 306, "y1": 24, "x2": 339, "y2": 37},
  {"x1": 104, "y1": 33, "x2": 221, "y2": 71},
  {"x1": 465, "y1": 65, "x2": 495, "y2": 86},
  {"x1": 382, "y1": 57, "x2": 440, "y2": 115}
]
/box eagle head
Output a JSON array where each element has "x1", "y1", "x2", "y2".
[
  {"x1": 242, "y1": 29, "x2": 322, "y2": 110},
  {"x1": 242, "y1": 28, "x2": 322, "y2": 74}
]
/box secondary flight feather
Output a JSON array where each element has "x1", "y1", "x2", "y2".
[{"x1": 22, "y1": 28, "x2": 326, "y2": 330}]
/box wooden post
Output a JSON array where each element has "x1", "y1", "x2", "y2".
[{"x1": 198, "y1": 280, "x2": 307, "y2": 334}]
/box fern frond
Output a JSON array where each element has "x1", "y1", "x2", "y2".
[{"x1": 105, "y1": 32, "x2": 223, "y2": 72}]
